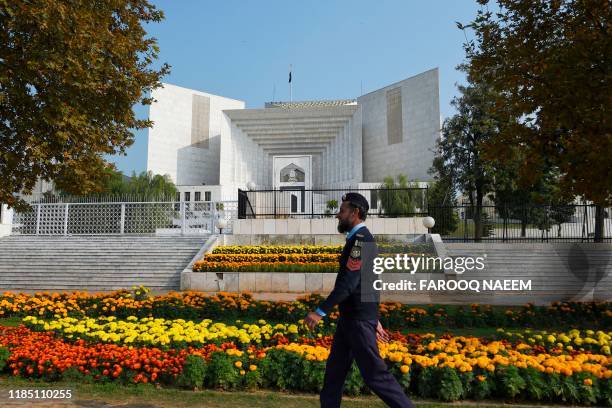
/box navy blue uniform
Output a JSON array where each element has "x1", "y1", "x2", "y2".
[{"x1": 318, "y1": 226, "x2": 415, "y2": 408}]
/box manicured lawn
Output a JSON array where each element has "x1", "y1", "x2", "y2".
[{"x1": 0, "y1": 375, "x2": 582, "y2": 408}]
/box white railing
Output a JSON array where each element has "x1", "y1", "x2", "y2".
[{"x1": 10, "y1": 201, "x2": 238, "y2": 235}]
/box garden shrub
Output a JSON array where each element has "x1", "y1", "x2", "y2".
[
  {"x1": 204, "y1": 351, "x2": 240, "y2": 390},
  {"x1": 0, "y1": 347, "x2": 9, "y2": 372},
  {"x1": 495, "y1": 365, "x2": 526, "y2": 398},
  {"x1": 177, "y1": 354, "x2": 206, "y2": 389},
  {"x1": 437, "y1": 366, "x2": 464, "y2": 401},
  {"x1": 415, "y1": 366, "x2": 436, "y2": 398},
  {"x1": 521, "y1": 367, "x2": 549, "y2": 401},
  {"x1": 343, "y1": 363, "x2": 366, "y2": 396},
  {"x1": 470, "y1": 374, "x2": 493, "y2": 400}
]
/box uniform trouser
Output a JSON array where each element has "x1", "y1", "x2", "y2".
[{"x1": 320, "y1": 316, "x2": 416, "y2": 408}]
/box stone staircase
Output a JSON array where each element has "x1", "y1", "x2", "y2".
[
  {"x1": 0, "y1": 234, "x2": 213, "y2": 291},
  {"x1": 442, "y1": 243, "x2": 612, "y2": 304}
]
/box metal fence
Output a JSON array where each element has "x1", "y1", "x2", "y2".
[
  {"x1": 430, "y1": 203, "x2": 612, "y2": 242},
  {"x1": 237, "y1": 187, "x2": 429, "y2": 218},
  {"x1": 10, "y1": 201, "x2": 237, "y2": 235},
  {"x1": 18, "y1": 192, "x2": 177, "y2": 203}
]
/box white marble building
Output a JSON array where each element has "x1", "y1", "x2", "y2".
[{"x1": 147, "y1": 68, "x2": 441, "y2": 205}]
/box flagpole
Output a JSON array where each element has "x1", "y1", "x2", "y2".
[{"x1": 289, "y1": 64, "x2": 292, "y2": 102}]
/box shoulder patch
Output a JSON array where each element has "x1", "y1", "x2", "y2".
[
  {"x1": 350, "y1": 245, "x2": 361, "y2": 258},
  {"x1": 346, "y1": 256, "x2": 362, "y2": 271}
]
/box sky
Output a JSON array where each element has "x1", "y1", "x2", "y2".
[{"x1": 107, "y1": 0, "x2": 482, "y2": 176}]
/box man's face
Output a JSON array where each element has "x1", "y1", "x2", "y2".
[{"x1": 336, "y1": 201, "x2": 358, "y2": 233}]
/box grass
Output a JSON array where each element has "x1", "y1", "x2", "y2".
[
  {"x1": 0, "y1": 375, "x2": 583, "y2": 407},
  {"x1": 0, "y1": 316, "x2": 21, "y2": 327}
]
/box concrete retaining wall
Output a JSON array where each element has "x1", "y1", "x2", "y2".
[
  {"x1": 232, "y1": 217, "x2": 427, "y2": 236},
  {"x1": 439, "y1": 242, "x2": 612, "y2": 305},
  {"x1": 182, "y1": 238, "x2": 612, "y2": 305},
  {"x1": 181, "y1": 270, "x2": 439, "y2": 300}
]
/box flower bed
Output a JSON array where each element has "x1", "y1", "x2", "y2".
[
  {"x1": 1, "y1": 290, "x2": 610, "y2": 330},
  {"x1": 193, "y1": 244, "x2": 442, "y2": 273},
  {"x1": 1, "y1": 287, "x2": 611, "y2": 404},
  {"x1": 22, "y1": 316, "x2": 304, "y2": 348},
  {"x1": 497, "y1": 328, "x2": 611, "y2": 356},
  {"x1": 1, "y1": 323, "x2": 610, "y2": 404}
]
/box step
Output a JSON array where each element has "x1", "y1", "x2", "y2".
[
  {"x1": 0, "y1": 257, "x2": 191, "y2": 270},
  {"x1": 0, "y1": 253, "x2": 201, "y2": 258},
  {"x1": 0, "y1": 266, "x2": 183, "y2": 279},
  {"x1": 1, "y1": 285, "x2": 180, "y2": 291}
]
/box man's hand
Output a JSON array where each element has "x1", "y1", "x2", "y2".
[
  {"x1": 376, "y1": 321, "x2": 390, "y2": 343},
  {"x1": 304, "y1": 311, "x2": 322, "y2": 331}
]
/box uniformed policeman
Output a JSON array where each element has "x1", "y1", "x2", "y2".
[{"x1": 304, "y1": 192, "x2": 416, "y2": 408}]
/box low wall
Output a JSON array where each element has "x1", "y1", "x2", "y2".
[
  {"x1": 181, "y1": 270, "x2": 439, "y2": 300},
  {"x1": 0, "y1": 224, "x2": 11, "y2": 237},
  {"x1": 220, "y1": 233, "x2": 424, "y2": 246},
  {"x1": 438, "y1": 242, "x2": 612, "y2": 305},
  {"x1": 232, "y1": 217, "x2": 427, "y2": 236},
  {"x1": 182, "y1": 238, "x2": 612, "y2": 305},
  {"x1": 0, "y1": 204, "x2": 12, "y2": 237}
]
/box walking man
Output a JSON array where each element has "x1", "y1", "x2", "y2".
[{"x1": 304, "y1": 192, "x2": 416, "y2": 408}]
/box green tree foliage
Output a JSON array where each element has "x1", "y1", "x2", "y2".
[
  {"x1": 462, "y1": 0, "x2": 611, "y2": 240},
  {"x1": 50, "y1": 167, "x2": 177, "y2": 201},
  {"x1": 0, "y1": 0, "x2": 170, "y2": 212},
  {"x1": 378, "y1": 174, "x2": 423, "y2": 217},
  {"x1": 434, "y1": 77, "x2": 502, "y2": 240},
  {"x1": 108, "y1": 169, "x2": 177, "y2": 200},
  {"x1": 31, "y1": 169, "x2": 178, "y2": 234},
  {"x1": 427, "y1": 155, "x2": 459, "y2": 236},
  {"x1": 492, "y1": 148, "x2": 575, "y2": 237}
]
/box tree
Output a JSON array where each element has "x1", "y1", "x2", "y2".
[
  {"x1": 490, "y1": 147, "x2": 571, "y2": 238},
  {"x1": 324, "y1": 199, "x2": 338, "y2": 217},
  {"x1": 427, "y1": 155, "x2": 459, "y2": 236},
  {"x1": 0, "y1": 0, "x2": 170, "y2": 212},
  {"x1": 434, "y1": 78, "x2": 502, "y2": 241},
  {"x1": 122, "y1": 170, "x2": 177, "y2": 200},
  {"x1": 52, "y1": 167, "x2": 177, "y2": 200},
  {"x1": 462, "y1": 0, "x2": 611, "y2": 241},
  {"x1": 378, "y1": 174, "x2": 423, "y2": 217}
]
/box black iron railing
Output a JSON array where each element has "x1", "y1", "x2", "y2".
[
  {"x1": 237, "y1": 187, "x2": 429, "y2": 219},
  {"x1": 237, "y1": 189, "x2": 610, "y2": 242},
  {"x1": 430, "y1": 203, "x2": 611, "y2": 242}
]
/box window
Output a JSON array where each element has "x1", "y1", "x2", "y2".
[
  {"x1": 174, "y1": 192, "x2": 180, "y2": 211},
  {"x1": 386, "y1": 87, "x2": 403, "y2": 145},
  {"x1": 205, "y1": 191, "x2": 211, "y2": 201},
  {"x1": 184, "y1": 192, "x2": 191, "y2": 202},
  {"x1": 370, "y1": 190, "x2": 378, "y2": 210},
  {"x1": 191, "y1": 94, "x2": 210, "y2": 149},
  {"x1": 195, "y1": 191, "x2": 201, "y2": 201}
]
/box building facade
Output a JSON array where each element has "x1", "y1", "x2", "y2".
[{"x1": 147, "y1": 68, "x2": 441, "y2": 206}]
